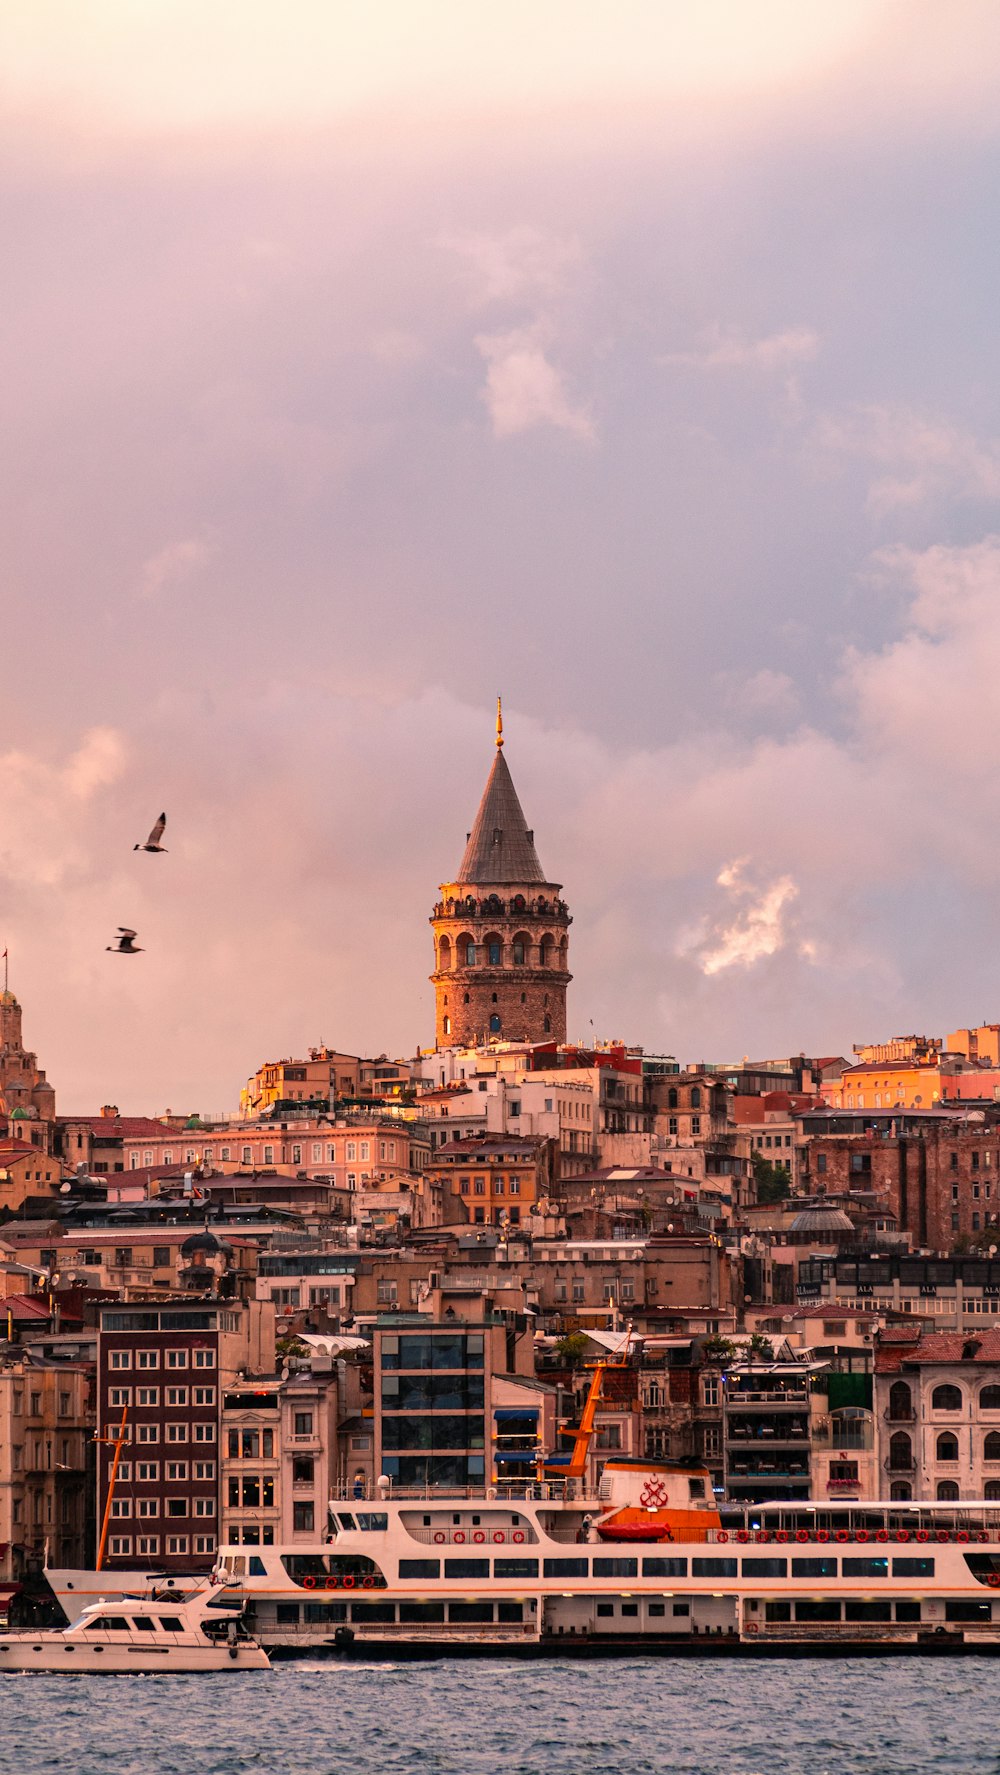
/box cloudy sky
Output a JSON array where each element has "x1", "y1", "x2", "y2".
[{"x1": 3, "y1": 1, "x2": 1000, "y2": 1113}]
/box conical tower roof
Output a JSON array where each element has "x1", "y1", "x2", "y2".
[{"x1": 455, "y1": 747, "x2": 546, "y2": 885}]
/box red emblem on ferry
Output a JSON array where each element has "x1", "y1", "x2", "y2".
[{"x1": 639, "y1": 1479, "x2": 668, "y2": 1509}]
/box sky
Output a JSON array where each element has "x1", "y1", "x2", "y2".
[{"x1": 3, "y1": 1, "x2": 1000, "y2": 1113}]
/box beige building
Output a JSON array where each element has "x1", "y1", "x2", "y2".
[{"x1": 0, "y1": 1356, "x2": 90, "y2": 1587}]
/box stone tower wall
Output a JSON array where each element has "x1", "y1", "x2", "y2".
[{"x1": 430, "y1": 888, "x2": 571, "y2": 1048}]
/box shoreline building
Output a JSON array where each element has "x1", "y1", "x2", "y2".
[{"x1": 430, "y1": 705, "x2": 571, "y2": 1050}]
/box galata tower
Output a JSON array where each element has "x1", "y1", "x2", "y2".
[{"x1": 430, "y1": 702, "x2": 572, "y2": 1048}]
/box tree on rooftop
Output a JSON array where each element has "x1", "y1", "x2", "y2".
[
  {"x1": 752, "y1": 1150, "x2": 791, "y2": 1204},
  {"x1": 700, "y1": 1334, "x2": 738, "y2": 1365}
]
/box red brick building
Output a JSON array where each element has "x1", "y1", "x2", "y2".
[
  {"x1": 799, "y1": 1110, "x2": 1000, "y2": 1252},
  {"x1": 96, "y1": 1297, "x2": 274, "y2": 1571}
]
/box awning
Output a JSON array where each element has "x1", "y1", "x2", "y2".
[
  {"x1": 494, "y1": 1450, "x2": 539, "y2": 1464},
  {"x1": 494, "y1": 1407, "x2": 539, "y2": 1421}
]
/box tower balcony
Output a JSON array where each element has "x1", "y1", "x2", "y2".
[{"x1": 432, "y1": 896, "x2": 571, "y2": 924}]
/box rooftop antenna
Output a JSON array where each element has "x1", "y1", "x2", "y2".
[
  {"x1": 496, "y1": 695, "x2": 504, "y2": 749},
  {"x1": 2, "y1": 947, "x2": 7, "y2": 994}
]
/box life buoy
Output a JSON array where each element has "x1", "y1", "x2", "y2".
[
  {"x1": 342, "y1": 1574, "x2": 355, "y2": 1589},
  {"x1": 916, "y1": 1530, "x2": 930, "y2": 1542},
  {"x1": 896, "y1": 1530, "x2": 910, "y2": 1543},
  {"x1": 795, "y1": 1530, "x2": 809, "y2": 1544},
  {"x1": 324, "y1": 1576, "x2": 339, "y2": 1590},
  {"x1": 745, "y1": 1622, "x2": 759, "y2": 1634},
  {"x1": 736, "y1": 1530, "x2": 750, "y2": 1544},
  {"x1": 302, "y1": 1575, "x2": 317, "y2": 1589},
  {"x1": 856, "y1": 1530, "x2": 869, "y2": 1544},
  {"x1": 775, "y1": 1530, "x2": 788, "y2": 1544},
  {"x1": 717, "y1": 1531, "x2": 729, "y2": 1544},
  {"x1": 957, "y1": 1531, "x2": 970, "y2": 1543},
  {"x1": 836, "y1": 1530, "x2": 850, "y2": 1543},
  {"x1": 493, "y1": 1531, "x2": 505, "y2": 1544},
  {"x1": 876, "y1": 1530, "x2": 889, "y2": 1543},
  {"x1": 433, "y1": 1532, "x2": 445, "y2": 1544},
  {"x1": 816, "y1": 1530, "x2": 829, "y2": 1544},
  {"x1": 512, "y1": 1531, "x2": 525, "y2": 1544},
  {"x1": 755, "y1": 1532, "x2": 770, "y2": 1544},
  {"x1": 977, "y1": 1531, "x2": 990, "y2": 1543},
  {"x1": 362, "y1": 1575, "x2": 376, "y2": 1588},
  {"x1": 987, "y1": 1573, "x2": 1000, "y2": 1588},
  {"x1": 936, "y1": 1531, "x2": 950, "y2": 1544},
  {"x1": 472, "y1": 1532, "x2": 486, "y2": 1544},
  {"x1": 453, "y1": 1532, "x2": 466, "y2": 1544}
]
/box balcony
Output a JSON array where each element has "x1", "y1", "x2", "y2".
[
  {"x1": 883, "y1": 1409, "x2": 917, "y2": 1423},
  {"x1": 883, "y1": 1457, "x2": 916, "y2": 1475},
  {"x1": 726, "y1": 1389, "x2": 810, "y2": 1407}
]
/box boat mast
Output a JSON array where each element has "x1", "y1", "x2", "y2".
[{"x1": 94, "y1": 1406, "x2": 129, "y2": 1572}]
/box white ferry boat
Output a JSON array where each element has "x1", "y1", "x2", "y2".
[
  {"x1": 45, "y1": 1461, "x2": 1000, "y2": 1655},
  {"x1": 1, "y1": 1579, "x2": 270, "y2": 1673}
]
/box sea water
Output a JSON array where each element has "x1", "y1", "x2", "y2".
[{"x1": 0, "y1": 1656, "x2": 991, "y2": 1775}]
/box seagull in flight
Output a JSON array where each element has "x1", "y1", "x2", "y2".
[
  {"x1": 107, "y1": 928, "x2": 144, "y2": 954},
  {"x1": 134, "y1": 813, "x2": 167, "y2": 853}
]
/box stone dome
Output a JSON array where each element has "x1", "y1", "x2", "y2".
[
  {"x1": 179, "y1": 1227, "x2": 233, "y2": 1258},
  {"x1": 789, "y1": 1203, "x2": 854, "y2": 1233}
]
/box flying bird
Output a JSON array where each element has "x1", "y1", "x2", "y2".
[
  {"x1": 134, "y1": 813, "x2": 167, "y2": 853},
  {"x1": 107, "y1": 928, "x2": 144, "y2": 954}
]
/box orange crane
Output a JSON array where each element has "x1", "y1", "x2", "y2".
[{"x1": 539, "y1": 1338, "x2": 632, "y2": 1480}]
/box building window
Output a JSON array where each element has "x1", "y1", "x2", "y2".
[
  {"x1": 193, "y1": 1349, "x2": 215, "y2": 1368},
  {"x1": 293, "y1": 1503, "x2": 315, "y2": 1532},
  {"x1": 294, "y1": 1412, "x2": 314, "y2": 1437},
  {"x1": 165, "y1": 1350, "x2": 188, "y2": 1369}
]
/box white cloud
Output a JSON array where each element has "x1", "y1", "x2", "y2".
[
  {"x1": 661, "y1": 323, "x2": 820, "y2": 373},
  {"x1": 475, "y1": 325, "x2": 595, "y2": 442},
  {"x1": 137, "y1": 538, "x2": 211, "y2": 603},
  {"x1": 688, "y1": 858, "x2": 805, "y2": 975},
  {"x1": 815, "y1": 404, "x2": 1000, "y2": 515},
  {"x1": 444, "y1": 226, "x2": 582, "y2": 309}
]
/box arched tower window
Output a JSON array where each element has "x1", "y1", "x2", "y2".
[
  {"x1": 489, "y1": 1013, "x2": 501, "y2": 1034},
  {"x1": 544, "y1": 1015, "x2": 551, "y2": 1033},
  {"x1": 485, "y1": 933, "x2": 502, "y2": 967},
  {"x1": 438, "y1": 936, "x2": 452, "y2": 972}
]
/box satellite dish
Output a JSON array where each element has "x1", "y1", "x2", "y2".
[{"x1": 59, "y1": 1182, "x2": 72, "y2": 1194}]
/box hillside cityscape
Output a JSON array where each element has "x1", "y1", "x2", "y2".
[{"x1": 0, "y1": 718, "x2": 997, "y2": 1618}]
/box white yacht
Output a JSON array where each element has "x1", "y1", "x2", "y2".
[{"x1": 0, "y1": 1580, "x2": 270, "y2": 1673}]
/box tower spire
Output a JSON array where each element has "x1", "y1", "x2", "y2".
[{"x1": 496, "y1": 695, "x2": 503, "y2": 749}]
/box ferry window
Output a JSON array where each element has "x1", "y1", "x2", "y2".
[
  {"x1": 593, "y1": 1558, "x2": 638, "y2": 1578},
  {"x1": 642, "y1": 1559, "x2": 688, "y2": 1578},
  {"x1": 845, "y1": 1601, "x2": 892, "y2": 1623},
  {"x1": 741, "y1": 1558, "x2": 787, "y2": 1578},
  {"x1": 692, "y1": 1559, "x2": 737, "y2": 1578},
  {"x1": 131, "y1": 1617, "x2": 156, "y2": 1633},
  {"x1": 647, "y1": 1603, "x2": 666, "y2": 1617},
  {"x1": 544, "y1": 1558, "x2": 588, "y2": 1578},
  {"x1": 249, "y1": 1558, "x2": 267, "y2": 1577},
  {"x1": 305, "y1": 1603, "x2": 347, "y2": 1623},
  {"x1": 399, "y1": 1603, "x2": 445, "y2": 1624},
  {"x1": 595, "y1": 1603, "x2": 614, "y2": 1618},
  {"x1": 895, "y1": 1602, "x2": 922, "y2": 1622},
  {"x1": 351, "y1": 1603, "x2": 396, "y2": 1624},
  {"x1": 672, "y1": 1603, "x2": 690, "y2": 1617},
  {"x1": 792, "y1": 1558, "x2": 837, "y2": 1578},
  {"x1": 795, "y1": 1600, "x2": 841, "y2": 1622},
  {"x1": 356, "y1": 1513, "x2": 388, "y2": 1532},
  {"x1": 337, "y1": 1514, "x2": 357, "y2": 1531},
  {"x1": 449, "y1": 1604, "x2": 493, "y2": 1623},
  {"x1": 497, "y1": 1603, "x2": 524, "y2": 1623},
  {"x1": 946, "y1": 1601, "x2": 993, "y2": 1623},
  {"x1": 399, "y1": 1560, "x2": 439, "y2": 1579},
  {"x1": 276, "y1": 1605, "x2": 300, "y2": 1625},
  {"x1": 100, "y1": 1617, "x2": 130, "y2": 1631},
  {"x1": 444, "y1": 1558, "x2": 490, "y2": 1580},
  {"x1": 893, "y1": 1558, "x2": 934, "y2": 1577},
  {"x1": 765, "y1": 1602, "x2": 791, "y2": 1622},
  {"x1": 621, "y1": 1604, "x2": 639, "y2": 1617},
  {"x1": 495, "y1": 1559, "x2": 539, "y2": 1579},
  {"x1": 841, "y1": 1558, "x2": 889, "y2": 1578},
  {"x1": 156, "y1": 1618, "x2": 183, "y2": 1632}
]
